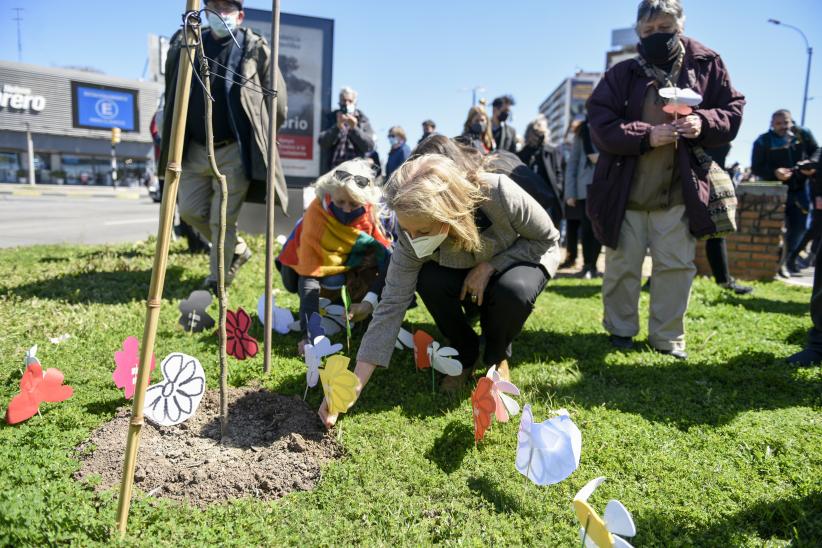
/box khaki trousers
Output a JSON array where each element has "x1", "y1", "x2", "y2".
[
  {"x1": 177, "y1": 142, "x2": 250, "y2": 281},
  {"x1": 602, "y1": 205, "x2": 696, "y2": 351}
]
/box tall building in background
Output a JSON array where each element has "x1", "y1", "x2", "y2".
[
  {"x1": 538, "y1": 72, "x2": 601, "y2": 147},
  {"x1": 607, "y1": 27, "x2": 638, "y2": 69}
]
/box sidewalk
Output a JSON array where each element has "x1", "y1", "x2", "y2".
[
  {"x1": 779, "y1": 266, "x2": 814, "y2": 288},
  {"x1": 0, "y1": 183, "x2": 147, "y2": 200}
]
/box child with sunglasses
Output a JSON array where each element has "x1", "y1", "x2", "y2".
[{"x1": 277, "y1": 159, "x2": 393, "y2": 353}]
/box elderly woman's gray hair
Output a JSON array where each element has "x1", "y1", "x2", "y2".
[{"x1": 636, "y1": 0, "x2": 685, "y2": 30}]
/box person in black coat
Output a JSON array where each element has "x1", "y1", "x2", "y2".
[
  {"x1": 491, "y1": 95, "x2": 517, "y2": 154},
  {"x1": 318, "y1": 86, "x2": 376, "y2": 172},
  {"x1": 517, "y1": 114, "x2": 564, "y2": 227},
  {"x1": 751, "y1": 109, "x2": 820, "y2": 274}
]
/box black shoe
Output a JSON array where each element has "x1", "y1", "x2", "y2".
[
  {"x1": 777, "y1": 265, "x2": 791, "y2": 279},
  {"x1": 787, "y1": 262, "x2": 801, "y2": 275},
  {"x1": 559, "y1": 257, "x2": 577, "y2": 269},
  {"x1": 720, "y1": 279, "x2": 753, "y2": 295},
  {"x1": 786, "y1": 348, "x2": 822, "y2": 366},
  {"x1": 226, "y1": 247, "x2": 253, "y2": 285},
  {"x1": 582, "y1": 265, "x2": 600, "y2": 280},
  {"x1": 609, "y1": 334, "x2": 634, "y2": 350},
  {"x1": 653, "y1": 347, "x2": 688, "y2": 360}
]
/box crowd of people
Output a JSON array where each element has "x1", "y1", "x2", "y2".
[{"x1": 159, "y1": 0, "x2": 820, "y2": 427}]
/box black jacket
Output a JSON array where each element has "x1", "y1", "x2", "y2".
[
  {"x1": 493, "y1": 123, "x2": 517, "y2": 154},
  {"x1": 317, "y1": 109, "x2": 375, "y2": 172},
  {"x1": 518, "y1": 143, "x2": 564, "y2": 212},
  {"x1": 751, "y1": 127, "x2": 819, "y2": 193}
]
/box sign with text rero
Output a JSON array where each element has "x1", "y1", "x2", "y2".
[{"x1": 71, "y1": 82, "x2": 139, "y2": 132}]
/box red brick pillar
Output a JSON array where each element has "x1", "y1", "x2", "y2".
[{"x1": 694, "y1": 182, "x2": 787, "y2": 281}]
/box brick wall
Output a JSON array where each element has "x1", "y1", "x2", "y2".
[{"x1": 694, "y1": 182, "x2": 786, "y2": 281}]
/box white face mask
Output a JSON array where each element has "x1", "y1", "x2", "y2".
[
  {"x1": 405, "y1": 229, "x2": 448, "y2": 258},
  {"x1": 207, "y1": 11, "x2": 238, "y2": 39}
]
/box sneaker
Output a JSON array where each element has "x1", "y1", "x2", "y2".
[
  {"x1": 653, "y1": 347, "x2": 688, "y2": 360},
  {"x1": 582, "y1": 265, "x2": 600, "y2": 280},
  {"x1": 777, "y1": 265, "x2": 791, "y2": 279},
  {"x1": 609, "y1": 334, "x2": 634, "y2": 350},
  {"x1": 720, "y1": 279, "x2": 753, "y2": 295},
  {"x1": 226, "y1": 247, "x2": 253, "y2": 285}
]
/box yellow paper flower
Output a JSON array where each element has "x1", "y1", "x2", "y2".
[{"x1": 319, "y1": 355, "x2": 359, "y2": 415}]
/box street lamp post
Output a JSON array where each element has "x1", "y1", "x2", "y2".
[{"x1": 768, "y1": 19, "x2": 813, "y2": 126}]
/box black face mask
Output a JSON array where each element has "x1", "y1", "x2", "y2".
[
  {"x1": 471, "y1": 122, "x2": 486, "y2": 135},
  {"x1": 640, "y1": 32, "x2": 680, "y2": 65},
  {"x1": 498, "y1": 110, "x2": 510, "y2": 123}
]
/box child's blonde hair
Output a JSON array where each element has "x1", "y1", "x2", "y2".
[{"x1": 312, "y1": 158, "x2": 384, "y2": 223}]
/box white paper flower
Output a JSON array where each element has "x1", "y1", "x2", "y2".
[
  {"x1": 304, "y1": 335, "x2": 343, "y2": 388},
  {"x1": 486, "y1": 365, "x2": 520, "y2": 422},
  {"x1": 257, "y1": 293, "x2": 294, "y2": 335},
  {"x1": 658, "y1": 86, "x2": 702, "y2": 106},
  {"x1": 427, "y1": 341, "x2": 463, "y2": 376},
  {"x1": 574, "y1": 477, "x2": 636, "y2": 548},
  {"x1": 395, "y1": 327, "x2": 414, "y2": 350},
  {"x1": 143, "y1": 353, "x2": 205, "y2": 427},
  {"x1": 516, "y1": 405, "x2": 581, "y2": 485}
]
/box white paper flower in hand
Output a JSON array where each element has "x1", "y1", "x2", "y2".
[
  {"x1": 143, "y1": 353, "x2": 206, "y2": 427},
  {"x1": 395, "y1": 327, "x2": 414, "y2": 351},
  {"x1": 427, "y1": 342, "x2": 463, "y2": 376},
  {"x1": 574, "y1": 477, "x2": 636, "y2": 548},
  {"x1": 486, "y1": 365, "x2": 520, "y2": 422},
  {"x1": 515, "y1": 405, "x2": 582, "y2": 485},
  {"x1": 289, "y1": 298, "x2": 345, "y2": 336},
  {"x1": 658, "y1": 86, "x2": 702, "y2": 106},
  {"x1": 304, "y1": 335, "x2": 343, "y2": 388},
  {"x1": 257, "y1": 293, "x2": 294, "y2": 335}
]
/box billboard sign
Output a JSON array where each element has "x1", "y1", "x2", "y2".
[
  {"x1": 71, "y1": 82, "x2": 139, "y2": 131},
  {"x1": 243, "y1": 10, "x2": 334, "y2": 186}
]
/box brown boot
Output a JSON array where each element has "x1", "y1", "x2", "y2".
[{"x1": 496, "y1": 359, "x2": 511, "y2": 382}]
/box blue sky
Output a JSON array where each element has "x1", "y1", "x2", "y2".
[{"x1": 1, "y1": 0, "x2": 820, "y2": 167}]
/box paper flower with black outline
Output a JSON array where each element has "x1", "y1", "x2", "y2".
[{"x1": 143, "y1": 352, "x2": 205, "y2": 426}]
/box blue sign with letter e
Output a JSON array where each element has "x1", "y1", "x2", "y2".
[{"x1": 73, "y1": 84, "x2": 138, "y2": 131}]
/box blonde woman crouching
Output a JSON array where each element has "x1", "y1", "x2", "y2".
[{"x1": 319, "y1": 154, "x2": 561, "y2": 427}]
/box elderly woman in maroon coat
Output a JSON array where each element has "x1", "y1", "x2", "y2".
[{"x1": 586, "y1": 0, "x2": 745, "y2": 359}]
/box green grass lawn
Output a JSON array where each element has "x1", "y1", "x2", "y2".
[{"x1": 0, "y1": 236, "x2": 820, "y2": 546}]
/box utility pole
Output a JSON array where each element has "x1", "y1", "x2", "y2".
[
  {"x1": 25, "y1": 123, "x2": 35, "y2": 186},
  {"x1": 768, "y1": 19, "x2": 813, "y2": 126},
  {"x1": 13, "y1": 8, "x2": 23, "y2": 62}
]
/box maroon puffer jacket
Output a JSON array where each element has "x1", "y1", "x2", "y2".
[{"x1": 585, "y1": 36, "x2": 745, "y2": 249}]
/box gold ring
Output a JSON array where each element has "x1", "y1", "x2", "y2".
[{"x1": 471, "y1": 294, "x2": 478, "y2": 302}]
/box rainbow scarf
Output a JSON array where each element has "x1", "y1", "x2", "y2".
[{"x1": 278, "y1": 196, "x2": 391, "y2": 278}]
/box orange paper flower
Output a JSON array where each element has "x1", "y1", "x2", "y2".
[
  {"x1": 471, "y1": 377, "x2": 496, "y2": 443},
  {"x1": 413, "y1": 330, "x2": 434, "y2": 370}
]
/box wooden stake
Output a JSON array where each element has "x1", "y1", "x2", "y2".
[
  {"x1": 263, "y1": 0, "x2": 282, "y2": 374},
  {"x1": 196, "y1": 24, "x2": 229, "y2": 441},
  {"x1": 115, "y1": 0, "x2": 200, "y2": 537}
]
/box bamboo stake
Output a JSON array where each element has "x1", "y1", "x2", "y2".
[
  {"x1": 115, "y1": 0, "x2": 200, "y2": 537},
  {"x1": 263, "y1": 0, "x2": 282, "y2": 374},
  {"x1": 196, "y1": 23, "x2": 230, "y2": 441}
]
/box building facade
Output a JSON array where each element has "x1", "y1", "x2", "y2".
[
  {"x1": 538, "y1": 72, "x2": 601, "y2": 147},
  {"x1": 0, "y1": 61, "x2": 162, "y2": 186}
]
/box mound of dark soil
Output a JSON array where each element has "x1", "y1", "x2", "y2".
[{"x1": 75, "y1": 387, "x2": 342, "y2": 507}]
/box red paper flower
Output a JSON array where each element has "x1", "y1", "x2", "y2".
[
  {"x1": 226, "y1": 307, "x2": 259, "y2": 360},
  {"x1": 6, "y1": 361, "x2": 73, "y2": 425}
]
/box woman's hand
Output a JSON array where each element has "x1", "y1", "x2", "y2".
[
  {"x1": 318, "y1": 360, "x2": 377, "y2": 429},
  {"x1": 649, "y1": 124, "x2": 678, "y2": 148},
  {"x1": 460, "y1": 262, "x2": 495, "y2": 306},
  {"x1": 673, "y1": 114, "x2": 702, "y2": 139},
  {"x1": 349, "y1": 302, "x2": 373, "y2": 322}
]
